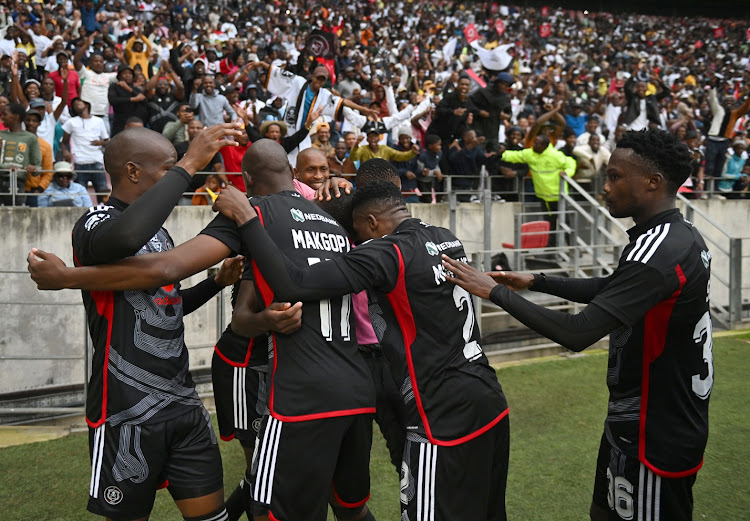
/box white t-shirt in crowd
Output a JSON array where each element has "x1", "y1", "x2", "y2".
[
  {"x1": 79, "y1": 68, "x2": 118, "y2": 116},
  {"x1": 62, "y1": 116, "x2": 109, "y2": 164}
]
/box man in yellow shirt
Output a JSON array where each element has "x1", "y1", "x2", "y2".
[
  {"x1": 125, "y1": 33, "x2": 152, "y2": 79},
  {"x1": 349, "y1": 121, "x2": 419, "y2": 164},
  {"x1": 23, "y1": 105, "x2": 54, "y2": 207},
  {"x1": 500, "y1": 134, "x2": 576, "y2": 243}
]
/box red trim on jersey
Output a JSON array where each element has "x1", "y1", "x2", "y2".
[
  {"x1": 331, "y1": 484, "x2": 370, "y2": 508},
  {"x1": 86, "y1": 290, "x2": 114, "y2": 429},
  {"x1": 213, "y1": 337, "x2": 255, "y2": 368},
  {"x1": 386, "y1": 245, "x2": 508, "y2": 447},
  {"x1": 157, "y1": 480, "x2": 169, "y2": 490},
  {"x1": 639, "y1": 264, "x2": 694, "y2": 477},
  {"x1": 269, "y1": 511, "x2": 280, "y2": 521},
  {"x1": 219, "y1": 433, "x2": 236, "y2": 442}
]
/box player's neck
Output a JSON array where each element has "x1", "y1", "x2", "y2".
[{"x1": 632, "y1": 198, "x2": 676, "y2": 225}]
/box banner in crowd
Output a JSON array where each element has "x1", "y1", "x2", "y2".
[
  {"x1": 464, "y1": 23, "x2": 480, "y2": 44},
  {"x1": 539, "y1": 22, "x2": 551, "y2": 38},
  {"x1": 495, "y1": 19, "x2": 505, "y2": 36},
  {"x1": 305, "y1": 29, "x2": 336, "y2": 84}
]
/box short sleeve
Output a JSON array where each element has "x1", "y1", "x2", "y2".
[
  {"x1": 199, "y1": 213, "x2": 242, "y2": 255},
  {"x1": 265, "y1": 65, "x2": 297, "y2": 99},
  {"x1": 62, "y1": 118, "x2": 74, "y2": 134}
]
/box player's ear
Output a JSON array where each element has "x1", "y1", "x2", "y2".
[
  {"x1": 647, "y1": 171, "x2": 665, "y2": 192},
  {"x1": 125, "y1": 161, "x2": 140, "y2": 184}
]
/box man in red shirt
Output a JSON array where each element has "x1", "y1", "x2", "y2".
[
  {"x1": 47, "y1": 51, "x2": 80, "y2": 106},
  {"x1": 220, "y1": 125, "x2": 250, "y2": 191}
]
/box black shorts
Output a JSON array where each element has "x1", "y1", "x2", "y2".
[
  {"x1": 592, "y1": 433, "x2": 697, "y2": 521},
  {"x1": 251, "y1": 414, "x2": 372, "y2": 521},
  {"x1": 361, "y1": 347, "x2": 407, "y2": 471},
  {"x1": 212, "y1": 349, "x2": 267, "y2": 446},
  {"x1": 400, "y1": 416, "x2": 509, "y2": 521},
  {"x1": 87, "y1": 407, "x2": 223, "y2": 520}
]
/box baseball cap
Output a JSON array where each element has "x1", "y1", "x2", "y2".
[
  {"x1": 496, "y1": 72, "x2": 513, "y2": 84},
  {"x1": 29, "y1": 98, "x2": 46, "y2": 109}
]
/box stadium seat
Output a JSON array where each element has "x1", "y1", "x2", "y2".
[{"x1": 502, "y1": 220, "x2": 550, "y2": 250}]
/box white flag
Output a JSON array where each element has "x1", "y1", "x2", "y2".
[
  {"x1": 442, "y1": 37, "x2": 458, "y2": 61},
  {"x1": 470, "y1": 41, "x2": 514, "y2": 71}
]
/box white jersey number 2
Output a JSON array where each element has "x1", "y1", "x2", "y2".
[{"x1": 453, "y1": 286, "x2": 483, "y2": 361}]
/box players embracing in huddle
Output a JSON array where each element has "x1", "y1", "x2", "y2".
[{"x1": 27, "y1": 128, "x2": 711, "y2": 521}]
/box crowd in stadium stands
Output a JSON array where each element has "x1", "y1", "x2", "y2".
[{"x1": 1, "y1": 0, "x2": 750, "y2": 206}]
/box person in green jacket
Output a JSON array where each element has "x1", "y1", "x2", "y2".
[
  {"x1": 0, "y1": 102, "x2": 42, "y2": 206},
  {"x1": 500, "y1": 134, "x2": 576, "y2": 244}
]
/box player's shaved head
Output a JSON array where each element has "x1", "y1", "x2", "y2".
[
  {"x1": 104, "y1": 128, "x2": 175, "y2": 188},
  {"x1": 241, "y1": 138, "x2": 295, "y2": 195}
]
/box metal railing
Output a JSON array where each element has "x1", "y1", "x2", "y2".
[
  {"x1": 0, "y1": 268, "x2": 229, "y2": 420},
  {"x1": 678, "y1": 193, "x2": 750, "y2": 328}
]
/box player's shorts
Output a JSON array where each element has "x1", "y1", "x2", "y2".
[
  {"x1": 251, "y1": 414, "x2": 372, "y2": 521},
  {"x1": 361, "y1": 345, "x2": 407, "y2": 471},
  {"x1": 212, "y1": 348, "x2": 267, "y2": 446},
  {"x1": 592, "y1": 433, "x2": 697, "y2": 521},
  {"x1": 87, "y1": 406, "x2": 223, "y2": 520},
  {"x1": 400, "y1": 416, "x2": 509, "y2": 521}
]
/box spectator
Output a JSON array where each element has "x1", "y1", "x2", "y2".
[
  {"x1": 108, "y1": 64, "x2": 148, "y2": 136},
  {"x1": 191, "y1": 173, "x2": 222, "y2": 206},
  {"x1": 61, "y1": 98, "x2": 109, "y2": 202},
  {"x1": 391, "y1": 131, "x2": 420, "y2": 202},
  {"x1": 328, "y1": 141, "x2": 356, "y2": 179},
  {"x1": 704, "y1": 84, "x2": 750, "y2": 180},
  {"x1": 717, "y1": 139, "x2": 747, "y2": 194},
  {"x1": 427, "y1": 74, "x2": 476, "y2": 171},
  {"x1": 727, "y1": 164, "x2": 750, "y2": 199},
  {"x1": 0, "y1": 102, "x2": 41, "y2": 206},
  {"x1": 176, "y1": 118, "x2": 226, "y2": 203},
  {"x1": 74, "y1": 34, "x2": 121, "y2": 129},
  {"x1": 146, "y1": 62, "x2": 186, "y2": 133},
  {"x1": 470, "y1": 72, "x2": 512, "y2": 143},
  {"x1": 622, "y1": 67, "x2": 669, "y2": 131},
  {"x1": 448, "y1": 129, "x2": 490, "y2": 202},
  {"x1": 573, "y1": 134, "x2": 611, "y2": 183},
  {"x1": 575, "y1": 118, "x2": 605, "y2": 148},
  {"x1": 189, "y1": 75, "x2": 235, "y2": 127},
  {"x1": 124, "y1": 32, "x2": 152, "y2": 79},
  {"x1": 500, "y1": 134, "x2": 576, "y2": 239},
  {"x1": 416, "y1": 133, "x2": 444, "y2": 203},
  {"x1": 310, "y1": 122, "x2": 334, "y2": 157},
  {"x1": 161, "y1": 103, "x2": 194, "y2": 145},
  {"x1": 48, "y1": 51, "x2": 81, "y2": 106},
  {"x1": 22, "y1": 106, "x2": 54, "y2": 207},
  {"x1": 37, "y1": 161, "x2": 93, "y2": 207},
  {"x1": 349, "y1": 121, "x2": 419, "y2": 164}
]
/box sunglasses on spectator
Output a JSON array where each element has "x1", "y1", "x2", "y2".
[{"x1": 55, "y1": 173, "x2": 73, "y2": 179}]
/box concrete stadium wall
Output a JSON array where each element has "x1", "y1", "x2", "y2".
[{"x1": 1, "y1": 200, "x2": 748, "y2": 394}]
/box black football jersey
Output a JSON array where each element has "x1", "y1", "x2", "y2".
[
  {"x1": 72, "y1": 199, "x2": 201, "y2": 428},
  {"x1": 200, "y1": 190, "x2": 375, "y2": 421},
  {"x1": 590, "y1": 209, "x2": 712, "y2": 476},
  {"x1": 333, "y1": 218, "x2": 509, "y2": 445}
]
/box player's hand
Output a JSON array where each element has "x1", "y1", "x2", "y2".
[
  {"x1": 27, "y1": 248, "x2": 69, "y2": 290},
  {"x1": 177, "y1": 121, "x2": 244, "y2": 175},
  {"x1": 212, "y1": 184, "x2": 257, "y2": 225},
  {"x1": 487, "y1": 270, "x2": 535, "y2": 291},
  {"x1": 316, "y1": 177, "x2": 353, "y2": 201},
  {"x1": 262, "y1": 301, "x2": 303, "y2": 334},
  {"x1": 214, "y1": 255, "x2": 245, "y2": 287},
  {"x1": 441, "y1": 255, "x2": 497, "y2": 300}
]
